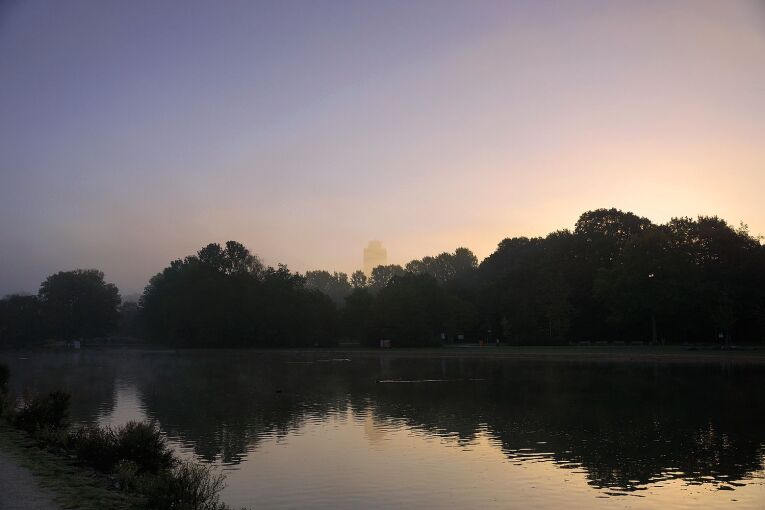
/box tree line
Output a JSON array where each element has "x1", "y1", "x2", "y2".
[
  {"x1": 0, "y1": 269, "x2": 121, "y2": 346},
  {"x1": 1, "y1": 208, "x2": 764, "y2": 347}
]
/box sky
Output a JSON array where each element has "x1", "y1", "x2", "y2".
[{"x1": 1, "y1": 0, "x2": 764, "y2": 296}]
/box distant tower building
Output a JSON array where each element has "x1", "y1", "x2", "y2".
[{"x1": 363, "y1": 241, "x2": 387, "y2": 276}]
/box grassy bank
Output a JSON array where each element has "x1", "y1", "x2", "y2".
[
  {"x1": 0, "y1": 364, "x2": 243, "y2": 510},
  {"x1": 0, "y1": 422, "x2": 141, "y2": 510}
]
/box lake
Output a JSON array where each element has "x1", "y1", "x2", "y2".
[{"x1": 2, "y1": 350, "x2": 764, "y2": 509}]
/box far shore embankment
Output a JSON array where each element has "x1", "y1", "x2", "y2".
[
  {"x1": 259, "y1": 345, "x2": 765, "y2": 365},
  {"x1": 5, "y1": 344, "x2": 763, "y2": 365}
]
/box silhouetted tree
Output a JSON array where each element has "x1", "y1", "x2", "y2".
[
  {"x1": 305, "y1": 270, "x2": 352, "y2": 306},
  {"x1": 592, "y1": 216, "x2": 765, "y2": 344},
  {"x1": 0, "y1": 294, "x2": 46, "y2": 346},
  {"x1": 117, "y1": 300, "x2": 142, "y2": 338},
  {"x1": 342, "y1": 288, "x2": 374, "y2": 343},
  {"x1": 197, "y1": 241, "x2": 264, "y2": 276},
  {"x1": 405, "y1": 247, "x2": 478, "y2": 284},
  {"x1": 140, "y1": 243, "x2": 337, "y2": 347},
  {"x1": 350, "y1": 270, "x2": 368, "y2": 289},
  {"x1": 369, "y1": 273, "x2": 477, "y2": 347},
  {"x1": 368, "y1": 264, "x2": 405, "y2": 292},
  {"x1": 6, "y1": 209, "x2": 763, "y2": 349},
  {"x1": 38, "y1": 270, "x2": 121, "y2": 340},
  {"x1": 594, "y1": 225, "x2": 689, "y2": 343},
  {"x1": 472, "y1": 209, "x2": 765, "y2": 344}
]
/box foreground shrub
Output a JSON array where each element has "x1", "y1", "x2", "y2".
[
  {"x1": 69, "y1": 421, "x2": 175, "y2": 474},
  {"x1": 115, "y1": 421, "x2": 175, "y2": 474},
  {"x1": 0, "y1": 364, "x2": 8, "y2": 392},
  {"x1": 14, "y1": 391, "x2": 70, "y2": 432},
  {"x1": 0, "y1": 393, "x2": 11, "y2": 418},
  {"x1": 146, "y1": 459, "x2": 229, "y2": 510},
  {"x1": 0, "y1": 364, "x2": 9, "y2": 416},
  {"x1": 69, "y1": 424, "x2": 119, "y2": 472}
]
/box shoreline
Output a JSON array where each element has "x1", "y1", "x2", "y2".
[
  {"x1": 4, "y1": 345, "x2": 763, "y2": 364},
  {"x1": 0, "y1": 423, "x2": 140, "y2": 510},
  {"x1": 270, "y1": 345, "x2": 765, "y2": 364},
  {"x1": 0, "y1": 444, "x2": 59, "y2": 510}
]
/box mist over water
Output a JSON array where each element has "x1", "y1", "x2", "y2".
[{"x1": 4, "y1": 350, "x2": 764, "y2": 509}]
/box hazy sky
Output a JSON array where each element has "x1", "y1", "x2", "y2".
[{"x1": 1, "y1": 0, "x2": 764, "y2": 296}]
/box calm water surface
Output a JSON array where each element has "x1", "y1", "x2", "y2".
[{"x1": 3, "y1": 350, "x2": 765, "y2": 509}]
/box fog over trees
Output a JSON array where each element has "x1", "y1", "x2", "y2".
[{"x1": 2, "y1": 209, "x2": 764, "y2": 347}]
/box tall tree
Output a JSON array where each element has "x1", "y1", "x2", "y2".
[
  {"x1": 0, "y1": 294, "x2": 46, "y2": 346},
  {"x1": 370, "y1": 273, "x2": 477, "y2": 347},
  {"x1": 368, "y1": 264, "x2": 405, "y2": 292},
  {"x1": 197, "y1": 241, "x2": 263, "y2": 276},
  {"x1": 304, "y1": 270, "x2": 352, "y2": 306},
  {"x1": 405, "y1": 247, "x2": 478, "y2": 284},
  {"x1": 140, "y1": 244, "x2": 337, "y2": 347},
  {"x1": 38, "y1": 270, "x2": 121, "y2": 340},
  {"x1": 350, "y1": 270, "x2": 368, "y2": 289}
]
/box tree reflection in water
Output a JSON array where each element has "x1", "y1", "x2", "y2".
[{"x1": 4, "y1": 351, "x2": 764, "y2": 492}]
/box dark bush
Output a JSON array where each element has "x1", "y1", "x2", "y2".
[
  {"x1": 68, "y1": 421, "x2": 175, "y2": 474},
  {"x1": 145, "y1": 459, "x2": 228, "y2": 510},
  {"x1": 114, "y1": 460, "x2": 148, "y2": 492},
  {"x1": 69, "y1": 424, "x2": 119, "y2": 472},
  {"x1": 14, "y1": 391, "x2": 70, "y2": 432},
  {"x1": 0, "y1": 393, "x2": 11, "y2": 418},
  {"x1": 0, "y1": 364, "x2": 8, "y2": 392},
  {"x1": 0, "y1": 364, "x2": 9, "y2": 416},
  {"x1": 115, "y1": 421, "x2": 175, "y2": 474}
]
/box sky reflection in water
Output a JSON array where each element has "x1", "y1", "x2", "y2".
[{"x1": 4, "y1": 351, "x2": 764, "y2": 509}]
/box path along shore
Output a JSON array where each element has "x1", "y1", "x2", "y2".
[{"x1": 0, "y1": 447, "x2": 60, "y2": 510}]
